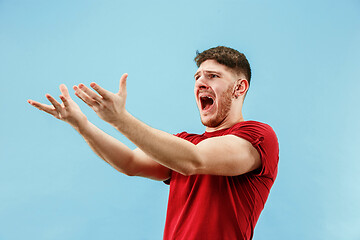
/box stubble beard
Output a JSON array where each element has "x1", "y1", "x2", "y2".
[{"x1": 201, "y1": 85, "x2": 233, "y2": 128}]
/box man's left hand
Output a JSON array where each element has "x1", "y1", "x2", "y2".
[{"x1": 74, "y1": 73, "x2": 128, "y2": 125}]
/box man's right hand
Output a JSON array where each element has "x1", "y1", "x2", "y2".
[
  {"x1": 28, "y1": 83, "x2": 171, "y2": 181},
  {"x1": 28, "y1": 84, "x2": 88, "y2": 130}
]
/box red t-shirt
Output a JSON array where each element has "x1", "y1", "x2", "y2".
[{"x1": 163, "y1": 121, "x2": 279, "y2": 240}]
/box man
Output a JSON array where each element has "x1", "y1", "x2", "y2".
[{"x1": 28, "y1": 46, "x2": 279, "y2": 239}]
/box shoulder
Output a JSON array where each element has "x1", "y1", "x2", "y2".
[
  {"x1": 228, "y1": 121, "x2": 279, "y2": 158},
  {"x1": 231, "y1": 121, "x2": 277, "y2": 141},
  {"x1": 227, "y1": 121, "x2": 279, "y2": 178},
  {"x1": 231, "y1": 120, "x2": 275, "y2": 133}
]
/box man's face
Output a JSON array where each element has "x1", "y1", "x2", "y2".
[{"x1": 194, "y1": 59, "x2": 237, "y2": 127}]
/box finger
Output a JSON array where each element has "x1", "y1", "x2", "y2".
[
  {"x1": 59, "y1": 95, "x2": 70, "y2": 108},
  {"x1": 28, "y1": 99, "x2": 57, "y2": 116},
  {"x1": 46, "y1": 94, "x2": 63, "y2": 113},
  {"x1": 59, "y1": 84, "x2": 71, "y2": 98},
  {"x1": 78, "y1": 83, "x2": 103, "y2": 102},
  {"x1": 73, "y1": 85, "x2": 98, "y2": 107},
  {"x1": 89, "y1": 82, "x2": 112, "y2": 99},
  {"x1": 118, "y1": 73, "x2": 128, "y2": 95}
]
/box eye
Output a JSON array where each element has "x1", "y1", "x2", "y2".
[{"x1": 209, "y1": 74, "x2": 219, "y2": 79}]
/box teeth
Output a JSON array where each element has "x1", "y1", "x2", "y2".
[{"x1": 200, "y1": 96, "x2": 213, "y2": 100}]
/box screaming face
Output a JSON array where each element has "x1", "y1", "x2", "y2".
[{"x1": 194, "y1": 60, "x2": 237, "y2": 128}]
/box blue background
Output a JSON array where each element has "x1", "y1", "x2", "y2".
[{"x1": 1, "y1": 0, "x2": 359, "y2": 239}]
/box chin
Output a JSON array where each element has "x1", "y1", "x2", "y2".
[{"x1": 200, "y1": 116, "x2": 222, "y2": 128}]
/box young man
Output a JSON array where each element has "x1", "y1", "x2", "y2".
[{"x1": 28, "y1": 46, "x2": 279, "y2": 239}]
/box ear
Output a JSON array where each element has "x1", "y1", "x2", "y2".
[{"x1": 233, "y1": 79, "x2": 249, "y2": 98}]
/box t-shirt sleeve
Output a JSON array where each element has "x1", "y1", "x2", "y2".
[{"x1": 229, "y1": 122, "x2": 279, "y2": 178}]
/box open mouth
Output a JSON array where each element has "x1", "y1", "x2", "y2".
[{"x1": 200, "y1": 96, "x2": 214, "y2": 111}]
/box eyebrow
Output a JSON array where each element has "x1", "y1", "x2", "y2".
[{"x1": 194, "y1": 70, "x2": 222, "y2": 78}]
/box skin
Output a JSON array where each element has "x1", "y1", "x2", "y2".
[
  {"x1": 194, "y1": 59, "x2": 246, "y2": 131},
  {"x1": 28, "y1": 60, "x2": 261, "y2": 180}
]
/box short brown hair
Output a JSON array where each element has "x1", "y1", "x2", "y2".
[{"x1": 194, "y1": 46, "x2": 251, "y2": 85}]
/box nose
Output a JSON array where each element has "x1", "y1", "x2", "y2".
[{"x1": 195, "y1": 75, "x2": 209, "y2": 90}]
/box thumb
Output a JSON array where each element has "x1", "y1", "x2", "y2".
[{"x1": 118, "y1": 73, "x2": 128, "y2": 95}]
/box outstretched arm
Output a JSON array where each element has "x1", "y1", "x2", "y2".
[
  {"x1": 28, "y1": 84, "x2": 170, "y2": 181},
  {"x1": 68, "y1": 120, "x2": 170, "y2": 180},
  {"x1": 75, "y1": 74, "x2": 261, "y2": 176}
]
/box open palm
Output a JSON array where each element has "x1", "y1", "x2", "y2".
[{"x1": 28, "y1": 84, "x2": 87, "y2": 128}]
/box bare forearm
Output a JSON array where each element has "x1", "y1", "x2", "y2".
[
  {"x1": 72, "y1": 76, "x2": 201, "y2": 175},
  {"x1": 112, "y1": 112, "x2": 201, "y2": 175},
  {"x1": 74, "y1": 120, "x2": 136, "y2": 175}
]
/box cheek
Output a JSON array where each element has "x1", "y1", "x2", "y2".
[{"x1": 214, "y1": 86, "x2": 227, "y2": 97}]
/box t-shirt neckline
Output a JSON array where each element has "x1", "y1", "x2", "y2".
[{"x1": 203, "y1": 120, "x2": 251, "y2": 137}]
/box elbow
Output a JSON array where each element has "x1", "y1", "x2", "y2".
[
  {"x1": 111, "y1": 156, "x2": 139, "y2": 177},
  {"x1": 180, "y1": 166, "x2": 203, "y2": 176},
  {"x1": 113, "y1": 166, "x2": 137, "y2": 177},
  {"x1": 179, "y1": 168, "x2": 195, "y2": 176},
  {"x1": 123, "y1": 170, "x2": 137, "y2": 177},
  {"x1": 178, "y1": 156, "x2": 205, "y2": 176}
]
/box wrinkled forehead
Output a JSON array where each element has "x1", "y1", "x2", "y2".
[
  {"x1": 194, "y1": 59, "x2": 239, "y2": 78},
  {"x1": 195, "y1": 59, "x2": 229, "y2": 74}
]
